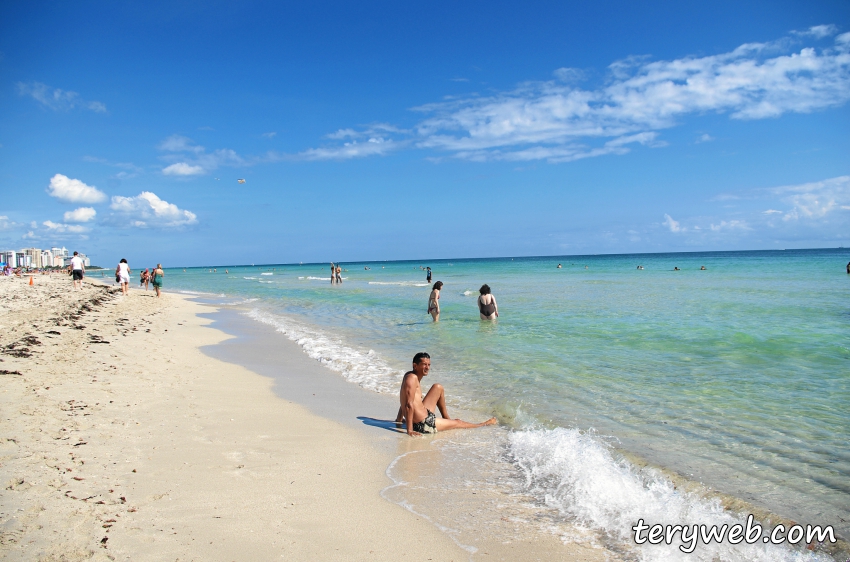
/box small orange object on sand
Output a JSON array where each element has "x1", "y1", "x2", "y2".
[{"x1": 29, "y1": 276, "x2": 33, "y2": 286}]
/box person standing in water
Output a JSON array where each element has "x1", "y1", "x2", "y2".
[
  {"x1": 428, "y1": 281, "x2": 442, "y2": 322},
  {"x1": 426, "y1": 267, "x2": 432, "y2": 282},
  {"x1": 330, "y1": 262, "x2": 336, "y2": 284},
  {"x1": 477, "y1": 284, "x2": 498, "y2": 320},
  {"x1": 151, "y1": 264, "x2": 164, "y2": 297},
  {"x1": 336, "y1": 264, "x2": 342, "y2": 284}
]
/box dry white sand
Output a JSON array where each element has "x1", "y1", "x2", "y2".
[{"x1": 0, "y1": 274, "x2": 606, "y2": 561}]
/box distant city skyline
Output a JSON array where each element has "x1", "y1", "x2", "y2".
[{"x1": 1, "y1": 1, "x2": 848, "y2": 267}]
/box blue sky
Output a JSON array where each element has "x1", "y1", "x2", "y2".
[{"x1": 1, "y1": 0, "x2": 848, "y2": 267}]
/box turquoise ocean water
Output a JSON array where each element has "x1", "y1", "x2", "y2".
[{"x1": 160, "y1": 249, "x2": 849, "y2": 560}]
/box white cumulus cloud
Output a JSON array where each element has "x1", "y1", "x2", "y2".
[
  {"x1": 110, "y1": 192, "x2": 197, "y2": 227},
  {"x1": 63, "y1": 207, "x2": 97, "y2": 222},
  {"x1": 47, "y1": 174, "x2": 107, "y2": 203}
]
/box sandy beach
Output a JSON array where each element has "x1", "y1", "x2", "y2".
[{"x1": 0, "y1": 274, "x2": 606, "y2": 562}]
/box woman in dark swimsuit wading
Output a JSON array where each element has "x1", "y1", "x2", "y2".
[
  {"x1": 477, "y1": 284, "x2": 498, "y2": 320},
  {"x1": 428, "y1": 281, "x2": 442, "y2": 322}
]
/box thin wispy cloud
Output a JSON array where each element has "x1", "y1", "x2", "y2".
[
  {"x1": 709, "y1": 219, "x2": 750, "y2": 231},
  {"x1": 0, "y1": 216, "x2": 18, "y2": 231},
  {"x1": 663, "y1": 213, "x2": 684, "y2": 233},
  {"x1": 793, "y1": 24, "x2": 838, "y2": 39},
  {"x1": 771, "y1": 175, "x2": 850, "y2": 222},
  {"x1": 158, "y1": 134, "x2": 244, "y2": 175},
  {"x1": 163, "y1": 162, "x2": 205, "y2": 176},
  {"x1": 43, "y1": 220, "x2": 87, "y2": 233},
  {"x1": 83, "y1": 156, "x2": 143, "y2": 180},
  {"x1": 298, "y1": 137, "x2": 400, "y2": 161},
  {"x1": 301, "y1": 26, "x2": 850, "y2": 163},
  {"x1": 17, "y1": 82, "x2": 107, "y2": 113},
  {"x1": 654, "y1": 175, "x2": 849, "y2": 245}
]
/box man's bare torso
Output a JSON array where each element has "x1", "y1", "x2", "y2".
[{"x1": 399, "y1": 371, "x2": 427, "y2": 424}]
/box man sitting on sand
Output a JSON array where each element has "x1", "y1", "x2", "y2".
[{"x1": 396, "y1": 352, "x2": 497, "y2": 436}]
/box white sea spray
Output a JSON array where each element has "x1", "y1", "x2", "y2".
[
  {"x1": 246, "y1": 308, "x2": 403, "y2": 394},
  {"x1": 508, "y1": 428, "x2": 833, "y2": 562},
  {"x1": 368, "y1": 281, "x2": 431, "y2": 287}
]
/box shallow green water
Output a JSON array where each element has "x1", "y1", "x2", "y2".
[{"x1": 162, "y1": 248, "x2": 850, "y2": 542}]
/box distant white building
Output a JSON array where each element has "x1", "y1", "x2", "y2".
[
  {"x1": 0, "y1": 251, "x2": 13, "y2": 266},
  {"x1": 41, "y1": 250, "x2": 54, "y2": 267},
  {"x1": 22, "y1": 248, "x2": 43, "y2": 268},
  {"x1": 51, "y1": 247, "x2": 68, "y2": 259}
]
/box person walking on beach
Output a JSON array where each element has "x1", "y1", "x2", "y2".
[
  {"x1": 396, "y1": 353, "x2": 497, "y2": 436},
  {"x1": 69, "y1": 251, "x2": 85, "y2": 290},
  {"x1": 426, "y1": 267, "x2": 432, "y2": 283},
  {"x1": 116, "y1": 259, "x2": 131, "y2": 296},
  {"x1": 152, "y1": 264, "x2": 164, "y2": 297},
  {"x1": 428, "y1": 281, "x2": 442, "y2": 322},
  {"x1": 477, "y1": 284, "x2": 498, "y2": 320},
  {"x1": 336, "y1": 264, "x2": 342, "y2": 284}
]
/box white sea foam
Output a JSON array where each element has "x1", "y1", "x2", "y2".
[
  {"x1": 221, "y1": 297, "x2": 259, "y2": 306},
  {"x1": 462, "y1": 290, "x2": 474, "y2": 296},
  {"x1": 302, "y1": 276, "x2": 347, "y2": 281},
  {"x1": 508, "y1": 428, "x2": 832, "y2": 562},
  {"x1": 368, "y1": 281, "x2": 430, "y2": 287},
  {"x1": 175, "y1": 289, "x2": 224, "y2": 297},
  {"x1": 246, "y1": 308, "x2": 403, "y2": 394},
  {"x1": 261, "y1": 272, "x2": 273, "y2": 276},
  {"x1": 243, "y1": 276, "x2": 257, "y2": 280}
]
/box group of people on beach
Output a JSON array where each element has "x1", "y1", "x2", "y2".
[
  {"x1": 427, "y1": 281, "x2": 498, "y2": 322},
  {"x1": 113, "y1": 259, "x2": 164, "y2": 297},
  {"x1": 137, "y1": 265, "x2": 165, "y2": 296}
]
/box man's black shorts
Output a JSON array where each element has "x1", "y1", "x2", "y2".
[{"x1": 72, "y1": 270, "x2": 84, "y2": 281}]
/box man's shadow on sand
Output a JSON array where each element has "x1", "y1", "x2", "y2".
[{"x1": 358, "y1": 416, "x2": 405, "y2": 434}]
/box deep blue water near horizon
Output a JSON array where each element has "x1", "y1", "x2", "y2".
[{"x1": 160, "y1": 248, "x2": 849, "y2": 559}]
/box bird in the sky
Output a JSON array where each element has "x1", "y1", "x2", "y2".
[{"x1": 237, "y1": 179, "x2": 246, "y2": 183}]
